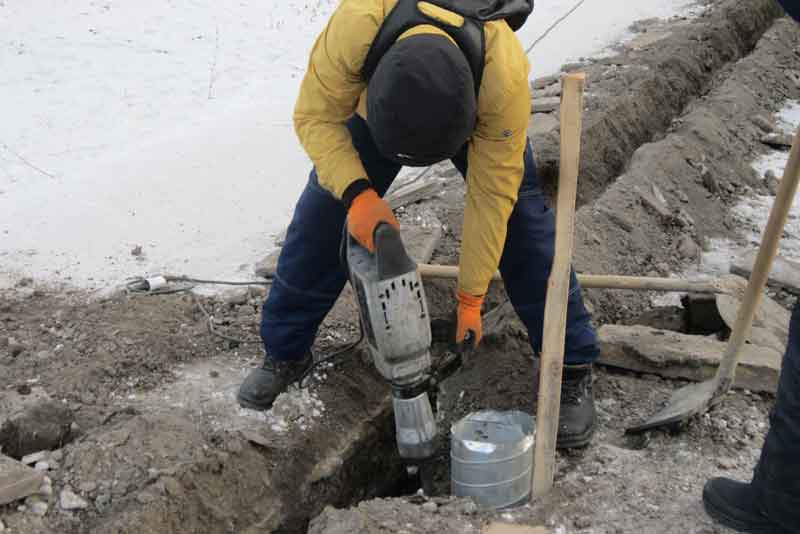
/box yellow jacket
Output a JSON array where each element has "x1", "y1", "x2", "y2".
[{"x1": 294, "y1": 0, "x2": 531, "y2": 296}]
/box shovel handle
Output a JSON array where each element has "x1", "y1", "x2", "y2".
[{"x1": 713, "y1": 126, "x2": 800, "y2": 396}]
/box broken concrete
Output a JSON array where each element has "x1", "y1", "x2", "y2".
[
  {"x1": 386, "y1": 179, "x2": 444, "y2": 210},
  {"x1": 0, "y1": 454, "x2": 45, "y2": 505},
  {"x1": 715, "y1": 276, "x2": 790, "y2": 345},
  {"x1": 597, "y1": 325, "x2": 782, "y2": 393},
  {"x1": 731, "y1": 251, "x2": 800, "y2": 294}
]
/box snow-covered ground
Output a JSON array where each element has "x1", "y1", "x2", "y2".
[
  {"x1": 1, "y1": 0, "x2": 698, "y2": 289},
  {"x1": 704, "y1": 101, "x2": 800, "y2": 274}
]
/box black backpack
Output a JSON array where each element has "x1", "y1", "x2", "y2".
[{"x1": 362, "y1": 0, "x2": 534, "y2": 96}]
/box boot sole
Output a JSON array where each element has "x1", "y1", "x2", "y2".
[
  {"x1": 556, "y1": 425, "x2": 595, "y2": 450},
  {"x1": 703, "y1": 485, "x2": 791, "y2": 534},
  {"x1": 236, "y1": 392, "x2": 272, "y2": 412}
]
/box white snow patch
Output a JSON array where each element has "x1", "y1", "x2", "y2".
[
  {"x1": 2, "y1": 0, "x2": 702, "y2": 290},
  {"x1": 654, "y1": 100, "x2": 800, "y2": 306}
]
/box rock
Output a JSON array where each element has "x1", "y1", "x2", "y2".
[
  {"x1": 597, "y1": 325, "x2": 782, "y2": 393},
  {"x1": 21, "y1": 451, "x2": 48, "y2": 465},
  {"x1": 637, "y1": 183, "x2": 671, "y2": 219},
  {"x1": 49, "y1": 449, "x2": 63, "y2": 462},
  {"x1": 9, "y1": 343, "x2": 25, "y2": 357},
  {"x1": 95, "y1": 492, "x2": 112, "y2": 513},
  {"x1": 27, "y1": 496, "x2": 48, "y2": 516},
  {"x1": 528, "y1": 113, "x2": 559, "y2": 137},
  {"x1": 760, "y1": 132, "x2": 793, "y2": 149},
  {"x1": 701, "y1": 166, "x2": 720, "y2": 194},
  {"x1": 386, "y1": 179, "x2": 444, "y2": 210},
  {"x1": 675, "y1": 209, "x2": 695, "y2": 229},
  {"x1": 461, "y1": 500, "x2": 478, "y2": 515},
  {"x1": 676, "y1": 235, "x2": 701, "y2": 260},
  {"x1": 532, "y1": 96, "x2": 561, "y2": 114},
  {"x1": 78, "y1": 481, "x2": 97, "y2": 494},
  {"x1": 39, "y1": 477, "x2": 53, "y2": 498},
  {"x1": 731, "y1": 252, "x2": 800, "y2": 295},
  {"x1": 598, "y1": 207, "x2": 635, "y2": 232},
  {"x1": 0, "y1": 518, "x2": 5, "y2": 531},
  {"x1": 765, "y1": 170, "x2": 780, "y2": 195},
  {"x1": 130, "y1": 245, "x2": 143, "y2": 257},
  {"x1": 224, "y1": 289, "x2": 250, "y2": 307},
  {"x1": 676, "y1": 190, "x2": 690, "y2": 204},
  {"x1": 0, "y1": 454, "x2": 46, "y2": 505},
  {"x1": 0, "y1": 398, "x2": 75, "y2": 459},
  {"x1": 681, "y1": 293, "x2": 725, "y2": 335},
  {"x1": 421, "y1": 501, "x2": 438, "y2": 513},
  {"x1": 33, "y1": 461, "x2": 49, "y2": 472},
  {"x1": 751, "y1": 115, "x2": 774, "y2": 133},
  {"x1": 532, "y1": 83, "x2": 561, "y2": 98},
  {"x1": 717, "y1": 457, "x2": 737, "y2": 470},
  {"x1": 16, "y1": 277, "x2": 33, "y2": 288},
  {"x1": 59, "y1": 487, "x2": 89, "y2": 510},
  {"x1": 531, "y1": 73, "x2": 562, "y2": 90}
]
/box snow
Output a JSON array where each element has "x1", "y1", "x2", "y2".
[
  {"x1": 654, "y1": 100, "x2": 800, "y2": 308},
  {"x1": 1, "y1": 0, "x2": 699, "y2": 290}
]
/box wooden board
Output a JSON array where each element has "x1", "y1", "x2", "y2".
[{"x1": 483, "y1": 524, "x2": 551, "y2": 534}]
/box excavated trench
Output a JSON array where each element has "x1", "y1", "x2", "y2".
[{"x1": 7, "y1": 2, "x2": 794, "y2": 533}]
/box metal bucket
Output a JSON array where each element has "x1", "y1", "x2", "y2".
[{"x1": 450, "y1": 410, "x2": 535, "y2": 510}]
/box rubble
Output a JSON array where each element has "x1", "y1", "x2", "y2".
[{"x1": 59, "y1": 487, "x2": 89, "y2": 511}]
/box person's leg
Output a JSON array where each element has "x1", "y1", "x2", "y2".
[
  {"x1": 703, "y1": 301, "x2": 800, "y2": 533},
  {"x1": 451, "y1": 140, "x2": 599, "y2": 448},
  {"x1": 753, "y1": 302, "x2": 800, "y2": 528},
  {"x1": 239, "y1": 115, "x2": 401, "y2": 410}
]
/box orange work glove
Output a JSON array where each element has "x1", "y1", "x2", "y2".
[
  {"x1": 347, "y1": 188, "x2": 399, "y2": 252},
  {"x1": 456, "y1": 290, "x2": 484, "y2": 349}
]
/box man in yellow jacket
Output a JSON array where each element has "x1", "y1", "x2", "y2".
[{"x1": 239, "y1": 0, "x2": 600, "y2": 449}]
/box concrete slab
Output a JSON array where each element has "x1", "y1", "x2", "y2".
[
  {"x1": 386, "y1": 179, "x2": 444, "y2": 210},
  {"x1": 731, "y1": 252, "x2": 800, "y2": 294},
  {"x1": 531, "y1": 96, "x2": 561, "y2": 114},
  {"x1": 715, "y1": 275, "x2": 790, "y2": 345},
  {"x1": 0, "y1": 454, "x2": 45, "y2": 505},
  {"x1": 597, "y1": 325, "x2": 782, "y2": 393}
]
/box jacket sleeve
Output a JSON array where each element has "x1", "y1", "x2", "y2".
[
  {"x1": 293, "y1": 0, "x2": 383, "y2": 199},
  {"x1": 458, "y1": 24, "x2": 531, "y2": 296}
]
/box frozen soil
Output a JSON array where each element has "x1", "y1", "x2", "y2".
[{"x1": 2, "y1": 1, "x2": 800, "y2": 533}]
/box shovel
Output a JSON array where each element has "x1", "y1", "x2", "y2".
[{"x1": 627, "y1": 125, "x2": 800, "y2": 434}]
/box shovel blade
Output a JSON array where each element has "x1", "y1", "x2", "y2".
[{"x1": 626, "y1": 379, "x2": 718, "y2": 434}]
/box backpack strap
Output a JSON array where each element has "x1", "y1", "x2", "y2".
[{"x1": 362, "y1": 0, "x2": 486, "y2": 98}]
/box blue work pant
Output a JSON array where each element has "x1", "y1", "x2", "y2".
[{"x1": 261, "y1": 115, "x2": 599, "y2": 364}]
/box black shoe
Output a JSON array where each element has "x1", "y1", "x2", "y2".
[
  {"x1": 556, "y1": 364, "x2": 596, "y2": 449},
  {"x1": 703, "y1": 478, "x2": 791, "y2": 534},
  {"x1": 237, "y1": 353, "x2": 312, "y2": 411}
]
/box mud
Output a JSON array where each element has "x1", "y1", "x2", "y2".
[{"x1": 2, "y1": 1, "x2": 800, "y2": 533}]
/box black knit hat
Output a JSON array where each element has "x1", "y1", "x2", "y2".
[{"x1": 367, "y1": 33, "x2": 477, "y2": 167}]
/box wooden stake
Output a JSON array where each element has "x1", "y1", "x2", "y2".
[{"x1": 532, "y1": 73, "x2": 586, "y2": 498}]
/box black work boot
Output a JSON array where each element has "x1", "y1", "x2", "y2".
[
  {"x1": 237, "y1": 352, "x2": 312, "y2": 411},
  {"x1": 702, "y1": 478, "x2": 791, "y2": 534},
  {"x1": 556, "y1": 364, "x2": 596, "y2": 449}
]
